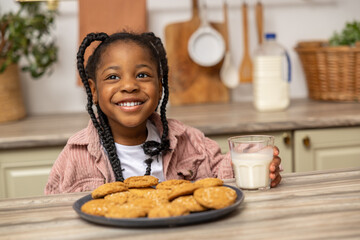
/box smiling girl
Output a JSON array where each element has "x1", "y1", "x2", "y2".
[{"x1": 45, "y1": 32, "x2": 281, "y2": 194}]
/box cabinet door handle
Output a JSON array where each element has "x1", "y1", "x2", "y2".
[
  {"x1": 303, "y1": 136, "x2": 311, "y2": 148},
  {"x1": 282, "y1": 133, "x2": 291, "y2": 146}
]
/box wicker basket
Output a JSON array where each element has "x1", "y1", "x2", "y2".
[{"x1": 295, "y1": 41, "x2": 360, "y2": 101}]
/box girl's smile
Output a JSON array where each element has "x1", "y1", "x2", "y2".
[
  {"x1": 89, "y1": 40, "x2": 162, "y2": 145},
  {"x1": 115, "y1": 98, "x2": 144, "y2": 112}
]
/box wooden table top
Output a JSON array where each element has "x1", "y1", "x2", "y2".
[
  {"x1": 0, "y1": 167, "x2": 359, "y2": 240},
  {"x1": 1, "y1": 99, "x2": 360, "y2": 149}
]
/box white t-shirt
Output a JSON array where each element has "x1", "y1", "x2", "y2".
[{"x1": 114, "y1": 120, "x2": 165, "y2": 182}]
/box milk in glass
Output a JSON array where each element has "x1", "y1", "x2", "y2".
[{"x1": 231, "y1": 151, "x2": 272, "y2": 190}]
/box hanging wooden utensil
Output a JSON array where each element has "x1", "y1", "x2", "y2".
[
  {"x1": 77, "y1": 0, "x2": 147, "y2": 85},
  {"x1": 239, "y1": 2, "x2": 253, "y2": 83},
  {"x1": 164, "y1": 0, "x2": 229, "y2": 105},
  {"x1": 255, "y1": 1, "x2": 263, "y2": 45}
]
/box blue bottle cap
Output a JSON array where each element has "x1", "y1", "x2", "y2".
[{"x1": 265, "y1": 33, "x2": 276, "y2": 39}]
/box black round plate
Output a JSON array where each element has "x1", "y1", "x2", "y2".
[{"x1": 73, "y1": 185, "x2": 244, "y2": 228}]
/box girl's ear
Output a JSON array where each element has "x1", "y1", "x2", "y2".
[{"x1": 89, "y1": 79, "x2": 98, "y2": 104}]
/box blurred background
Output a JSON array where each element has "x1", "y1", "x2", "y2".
[{"x1": 1, "y1": 0, "x2": 359, "y2": 114}]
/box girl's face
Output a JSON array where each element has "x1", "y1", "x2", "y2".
[{"x1": 89, "y1": 41, "x2": 162, "y2": 144}]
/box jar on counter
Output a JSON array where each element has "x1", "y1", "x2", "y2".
[{"x1": 253, "y1": 33, "x2": 291, "y2": 112}]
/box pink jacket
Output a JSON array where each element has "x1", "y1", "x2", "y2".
[{"x1": 45, "y1": 113, "x2": 233, "y2": 194}]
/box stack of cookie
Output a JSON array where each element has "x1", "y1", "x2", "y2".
[{"x1": 81, "y1": 176, "x2": 237, "y2": 218}]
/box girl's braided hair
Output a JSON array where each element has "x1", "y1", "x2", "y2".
[{"x1": 76, "y1": 32, "x2": 170, "y2": 182}]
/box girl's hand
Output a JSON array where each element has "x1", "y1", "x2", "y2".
[{"x1": 270, "y1": 146, "x2": 282, "y2": 187}]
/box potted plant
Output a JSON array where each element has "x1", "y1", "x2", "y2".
[
  {"x1": 0, "y1": 2, "x2": 57, "y2": 123},
  {"x1": 329, "y1": 21, "x2": 360, "y2": 47}
]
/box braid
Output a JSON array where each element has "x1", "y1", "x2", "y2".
[
  {"x1": 144, "y1": 158, "x2": 153, "y2": 176},
  {"x1": 77, "y1": 32, "x2": 125, "y2": 181},
  {"x1": 154, "y1": 35, "x2": 171, "y2": 153},
  {"x1": 142, "y1": 33, "x2": 170, "y2": 159},
  {"x1": 97, "y1": 106, "x2": 124, "y2": 181},
  {"x1": 76, "y1": 33, "x2": 108, "y2": 135}
]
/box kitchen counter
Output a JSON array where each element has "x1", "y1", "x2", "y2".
[
  {"x1": 0, "y1": 167, "x2": 359, "y2": 240},
  {"x1": 1, "y1": 99, "x2": 360, "y2": 149}
]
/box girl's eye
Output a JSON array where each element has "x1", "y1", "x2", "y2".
[
  {"x1": 137, "y1": 73, "x2": 149, "y2": 78},
  {"x1": 106, "y1": 75, "x2": 119, "y2": 80}
]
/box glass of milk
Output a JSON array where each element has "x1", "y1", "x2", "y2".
[{"x1": 228, "y1": 135, "x2": 274, "y2": 190}]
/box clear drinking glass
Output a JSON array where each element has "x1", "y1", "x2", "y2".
[{"x1": 228, "y1": 135, "x2": 274, "y2": 190}]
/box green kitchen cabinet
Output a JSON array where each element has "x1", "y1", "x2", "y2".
[
  {"x1": 0, "y1": 147, "x2": 63, "y2": 199},
  {"x1": 294, "y1": 127, "x2": 360, "y2": 172}
]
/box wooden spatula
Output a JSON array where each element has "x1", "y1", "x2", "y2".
[
  {"x1": 255, "y1": 1, "x2": 263, "y2": 45},
  {"x1": 239, "y1": 2, "x2": 253, "y2": 83},
  {"x1": 164, "y1": 0, "x2": 229, "y2": 105}
]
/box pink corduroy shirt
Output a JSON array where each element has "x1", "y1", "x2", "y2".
[{"x1": 44, "y1": 113, "x2": 234, "y2": 194}]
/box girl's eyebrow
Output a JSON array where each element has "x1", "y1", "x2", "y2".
[
  {"x1": 101, "y1": 65, "x2": 120, "y2": 74},
  {"x1": 136, "y1": 64, "x2": 153, "y2": 69},
  {"x1": 101, "y1": 64, "x2": 152, "y2": 74}
]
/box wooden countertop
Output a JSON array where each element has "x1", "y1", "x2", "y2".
[
  {"x1": 1, "y1": 99, "x2": 360, "y2": 149},
  {"x1": 0, "y1": 167, "x2": 359, "y2": 240}
]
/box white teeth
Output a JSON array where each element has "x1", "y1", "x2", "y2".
[{"x1": 119, "y1": 102, "x2": 142, "y2": 107}]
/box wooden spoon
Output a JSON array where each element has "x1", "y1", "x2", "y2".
[
  {"x1": 255, "y1": 1, "x2": 263, "y2": 45},
  {"x1": 239, "y1": 2, "x2": 253, "y2": 83}
]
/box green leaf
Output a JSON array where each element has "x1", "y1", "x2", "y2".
[{"x1": 329, "y1": 20, "x2": 360, "y2": 46}]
